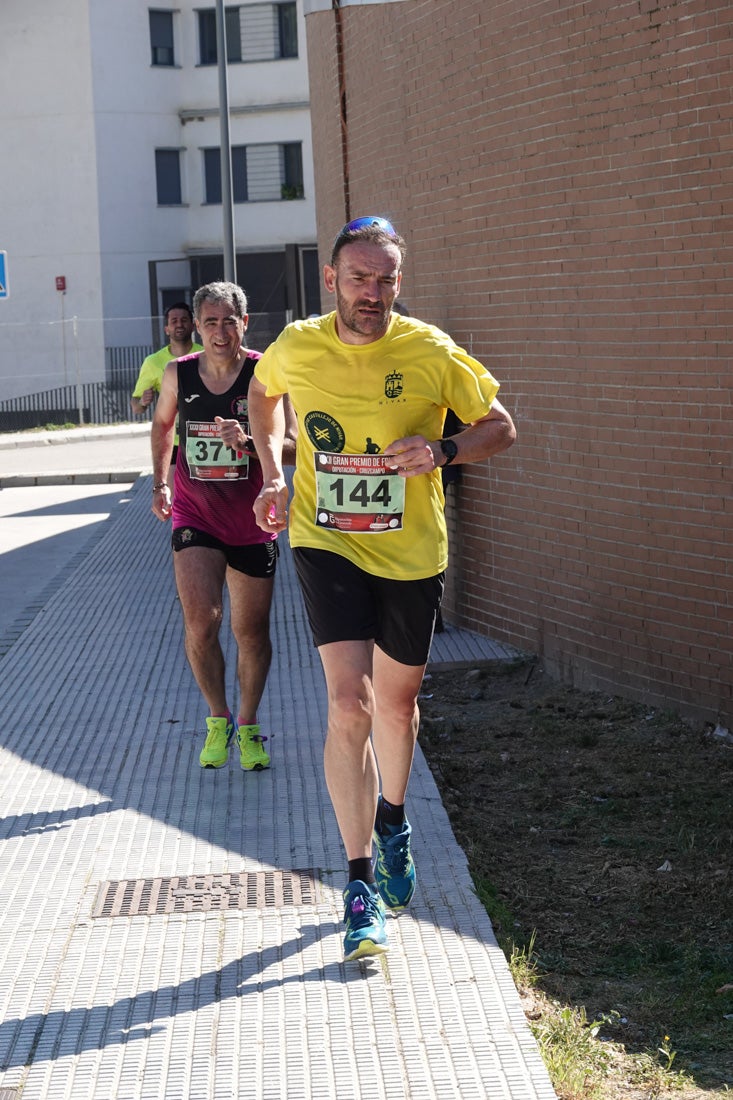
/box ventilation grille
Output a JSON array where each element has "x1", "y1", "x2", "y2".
[{"x1": 92, "y1": 869, "x2": 322, "y2": 918}]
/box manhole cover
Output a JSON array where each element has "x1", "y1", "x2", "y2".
[{"x1": 92, "y1": 868, "x2": 322, "y2": 917}]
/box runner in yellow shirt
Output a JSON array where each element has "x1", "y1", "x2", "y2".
[
  {"x1": 131, "y1": 301, "x2": 202, "y2": 488},
  {"x1": 248, "y1": 216, "x2": 516, "y2": 961},
  {"x1": 130, "y1": 302, "x2": 202, "y2": 417}
]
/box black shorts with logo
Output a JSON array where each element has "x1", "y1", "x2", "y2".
[
  {"x1": 172, "y1": 526, "x2": 278, "y2": 578},
  {"x1": 292, "y1": 546, "x2": 444, "y2": 667}
]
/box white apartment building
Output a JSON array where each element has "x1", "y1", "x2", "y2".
[{"x1": 0, "y1": 0, "x2": 318, "y2": 403}]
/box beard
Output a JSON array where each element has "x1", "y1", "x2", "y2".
[{"x1": 334, "y1": 284, "x2": 391, "y2": 339}]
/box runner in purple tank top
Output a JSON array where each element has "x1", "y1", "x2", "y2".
[{"x1": 151, "y1": 281, "x2": 297, "y2": 772}]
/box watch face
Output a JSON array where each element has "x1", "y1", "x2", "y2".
[{"x1": 441, "y1": 438, "x2": 458, "y2": 464}]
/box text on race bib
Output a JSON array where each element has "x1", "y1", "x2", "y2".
[
  {"x1": 185, "y1": 421, "x2": 249, "y2": 481},
  {"x1": 313, "y1": 452, "x2": 405, "y2": 533}
]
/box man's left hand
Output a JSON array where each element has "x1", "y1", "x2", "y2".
[
  {"x1": 383, "y1": 435, "x2": 439, "y2": 477},
  {"x1": 214, "y1": 415, "x2": 255, "y2": 454}
]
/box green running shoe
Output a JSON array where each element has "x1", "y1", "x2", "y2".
[
  {"x1": 373, "y1": 814, "x2": 416, "y2": 910},
  {"x1": 238, "y1": 724, "x2": 270, "y2": 771},
  {"x1": 199, "y1": 713, "x2": 235, "y2": 769},
  {"x1": 342, "y1": 880, "x2": 388, "y2": 961}
]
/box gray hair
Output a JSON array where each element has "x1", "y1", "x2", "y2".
[{"x1": 193, "y1": 281, "x2": 248, "y2": 321}]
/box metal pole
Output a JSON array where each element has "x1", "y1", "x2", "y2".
[
  {"x1": 60, "y1": 292, "x2": 68, "y2": 385},
  {"x1": 215, "y1": 0, "x2": 236, "y2": 283},
  {"x1": 73, "y1": 315, "x2": 84, "y2": 425}
]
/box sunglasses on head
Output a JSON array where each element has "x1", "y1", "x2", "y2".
[{"x1": 338, "y1": 216, "x2": 398, "y2": 236}]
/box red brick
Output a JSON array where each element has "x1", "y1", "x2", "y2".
[{"x1": 306, "y1": 0, "x2": 732, "y2": 725}]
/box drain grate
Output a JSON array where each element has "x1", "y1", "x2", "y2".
[{"x1": 92, "y1": 869, "x2": 322, "y2": 918}]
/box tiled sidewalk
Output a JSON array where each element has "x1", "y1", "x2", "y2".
[{"x1": 0, "y1": 473, "x2": 556, "y2": 1099}]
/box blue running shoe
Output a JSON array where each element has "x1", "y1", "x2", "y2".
[
  {"x1": 373, "y1": 816, "x2": 416, "y2": 910},
  {"x1": 342, "y1": 880, "x2": 388, "y2": 961}
]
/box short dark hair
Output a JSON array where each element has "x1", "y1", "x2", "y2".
[
  {"x1": 164, "y1": 301, "x2": 193, "y2": 323},
  {"x1": 330, "y1": 217, "x2": 407, "y2": 267}
]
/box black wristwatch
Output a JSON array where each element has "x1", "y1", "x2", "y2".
[{"x1": 440, "y1": 438, "x2": 458, "y2": 466}]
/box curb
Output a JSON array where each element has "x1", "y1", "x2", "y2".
[
  {"x1": 0, "y1": 470, "x2": 146, "y2": 489},
  {"x1": 0, "y1": 423, "x2": 152, "y2": 450}
]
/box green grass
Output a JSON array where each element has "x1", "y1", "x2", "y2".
[
  {"x1": 471, "y1": 871, "x2": 709, "y2": 1098},
  {"x1": 26, "y1": 422, "x2": 79, "y2": 432},
  {"x1": 422, "y1": 662, "x2": 732, "y2": 1097},
  {"x1": 505, "y1": 927, "x2": 695, "y2": 1100}
]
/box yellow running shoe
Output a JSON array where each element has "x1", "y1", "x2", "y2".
[
  {"x1": 199, "y1": 713, "x2": 235, "y2": 769},
  {"x1": 238, "y1": 724, "x2": 270, "y2": 771}
]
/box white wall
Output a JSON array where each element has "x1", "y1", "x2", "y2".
[
  {"x1": 0, "y1": 0, "x2": 105, "y2": 400},
  {"x1": 89, "y1": 0, "x2": 315, "y2": 346},
  {"x1": 0, "y1": 0, "x2": 316, "y2": 403}
]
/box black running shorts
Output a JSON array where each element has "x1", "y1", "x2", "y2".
[
  {"x1": 292, "y1": 546, "x2": 444, "y2": 667},
  {"x1": 172, "y1": 526, "x2": 278, "y2": 578}
]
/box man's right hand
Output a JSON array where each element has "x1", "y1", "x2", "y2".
[
  {"x1": 151, "y1": 484, "x2": 172, "y2": 521},
  {"x1": 253, "y1": 481, "x2": 289, "y2": 533}
]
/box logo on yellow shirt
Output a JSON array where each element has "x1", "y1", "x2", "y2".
[
  {"x1": 304, "y1": 411, "x2": 346, "y2": 453},
  {"x1": 384, "y1": 370, "x2": 403, "y2": 399}
]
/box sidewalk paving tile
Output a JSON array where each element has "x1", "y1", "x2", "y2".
[{"x1": 0, "y1": 471, "x2": 556, "y2": 1099}]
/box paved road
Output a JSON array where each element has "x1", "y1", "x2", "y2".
[
  {"x1": 0, "y1": 426, "x2": 148, "y2": 645},
  {"x1": 0, "y1": 423, "x2": 152, "y2": 483},
  {"x1": 0, "y1": 426, "x2": 555, "y2": 1100},
  {"x1": 0, "y1": 482, "x2": 136, "y2": 647}
]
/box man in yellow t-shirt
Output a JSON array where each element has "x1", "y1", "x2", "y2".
[
  {"x1": 130, "y1": 301, "x2": 202, "y2": 417},
  {"x1": 131, "y1": 302, "x2": 202, "y2": 483},
  {"x1": 247, "y1": 216, "x2": 516, "y2": 962}
]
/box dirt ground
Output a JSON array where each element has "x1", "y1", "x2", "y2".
[{"x1": 418, "y1": 657, "x2": 733, "y2": 1098}]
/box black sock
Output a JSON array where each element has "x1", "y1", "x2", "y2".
[
  {"x1": 376, "y1": 796, "x2": 405, "y2": 833},
  {"x1": 348, "y1": 858, "x2": 375, "y2": 886}
]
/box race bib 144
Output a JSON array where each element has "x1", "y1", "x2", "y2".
[{"x1": 314, "y1": 452, "x2": 405, "y2": 532}]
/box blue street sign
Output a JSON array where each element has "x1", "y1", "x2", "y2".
[{"x1": 0, "y1": 252, "x2": 7, "y2": 299}]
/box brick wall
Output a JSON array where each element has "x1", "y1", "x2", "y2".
[{"x1": 305, "y1": 0, "x2": 732, "y2": 724}]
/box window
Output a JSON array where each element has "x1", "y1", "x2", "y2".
[
  {"x1": 198, "y1": 3, "x2": 297, "y2": 65},
  {"x1": 155, "y1": 149, "x2": 182, "y2": 205},
  {"x1": 198, "y1": 7, "x2": 240, "y2": 64},
  {"x1": 281, "y1": 142, "x2": 304, "y2": 199},
  {"x1": 203, "y1": 142, "x2": 303, "y2": 203},
  {"x1": 277, "y1": 2, "x2": 297, "y2": 58},
  {"x1": 161, "y1": 287, "x2": 191, "y2": 315},
  {"x1": 149, "y1": 9, "x2": 175, "y2": 66},
  {"x1": 204, "y1": 146, "x2": 248, "y2": 203},
  {"x1": 203, "y1": 148, "x2": 221, "y2": 203}
]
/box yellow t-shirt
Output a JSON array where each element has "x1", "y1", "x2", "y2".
[
  {"x1": 132, "y1": 342, "x2": 202, "y2": 447},
  {"x1": 254, "y1": 313, "x2": 500, "y2": 581},
  {"x1": 132, "y1": 343, "x2": 203, "y2": 398}
]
